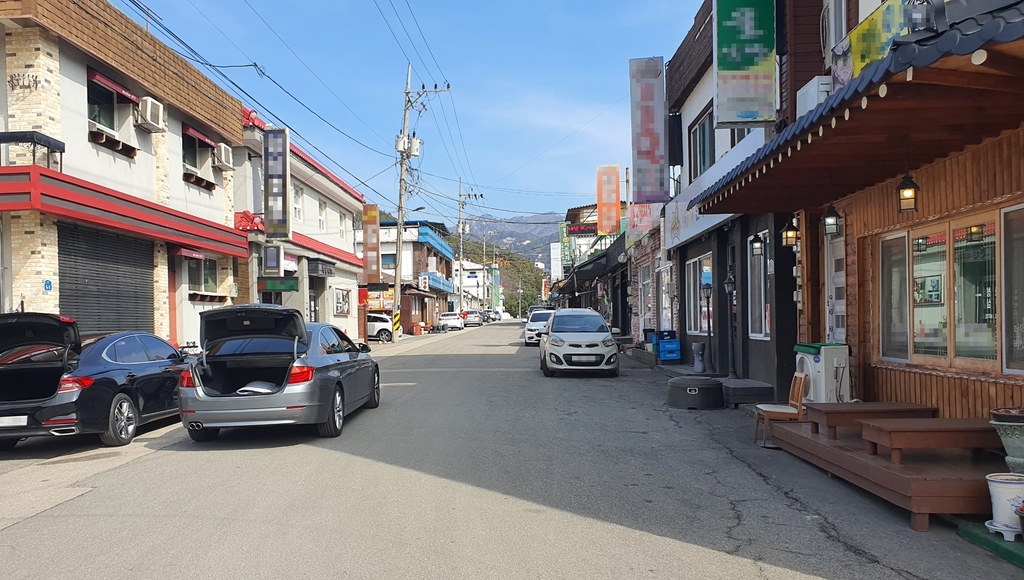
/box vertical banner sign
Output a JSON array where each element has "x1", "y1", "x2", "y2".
[
  {"x1": 629, "y1": 57, "x2": 670, "y2": 204},
  {"x1": 263, "y1": 128, "x2": 291, "y2": 239},
  {"x1": 362, "y1": 204, "x2": 381, "y2": 284},
  {"x1": 559, "y1": 222, "x2": 573, "y2": 266},
  {"x1": 597, "y1": 165, "x2": 621, "y2": 236},
  {"x1": 550, "y1": 242, "x2": 563, "y2": 282},
  {"x1": 714, "y1": 0, "x2": 777, "y2": 126},
  {"x1": 542, "y1": 279, "x2": 550, "y2": 301}
]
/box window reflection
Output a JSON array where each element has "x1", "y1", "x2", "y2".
[
  {"x1": 953, "y1": 222, "x2": 997, "y2": 360},
  {"x1": 912, "y1": 233, "x2": 947, "y2": 357}
]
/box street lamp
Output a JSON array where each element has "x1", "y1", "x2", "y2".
[
  {"x1": 723, "y1": 272, "x2": 737, "y2": 379},
  {"x1": 700, "y1": 281, "x2": 713, "y2": 371}
]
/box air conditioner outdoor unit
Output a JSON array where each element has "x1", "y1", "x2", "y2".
[
  {"x1": 796, "y1": 76, "x2": 832, "y2": 118},
  {"x1": 88, "y1": 120, "x2": 118, "y2": 139},
  {"x1": 214, "y1": 143, "x2": 234, "y2": 170},
  {"x1": 135, "y1": 96, "x2": 165, "y2": 132}
]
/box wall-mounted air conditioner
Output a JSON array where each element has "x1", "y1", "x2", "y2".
[
  {"x1": 214, "y1": 143, "x2": 234, "y2": 171},
  {"x1": 796, "y1": 76, "x2": 833, "y2": 119},
  {"x1": 135, "y1": 96, "x2": 165, "y2": 132}
]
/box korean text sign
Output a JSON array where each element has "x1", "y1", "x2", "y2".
[
  {"x1": 629, "y1": 58, "x2": 670, "y2": 204},
  {"x1": 714, "y1": 0, "x2": 777, "y2": 125}
]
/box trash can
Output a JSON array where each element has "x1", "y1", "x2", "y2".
[{"x1": 666, "y1": 376, "x2": 724, "y2": 409}]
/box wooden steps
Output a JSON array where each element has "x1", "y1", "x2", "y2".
[{"x1": 772, "y1": 421, "x2": 1004, "y2": 531}]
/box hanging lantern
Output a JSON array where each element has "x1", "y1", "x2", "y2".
[
  {"x1": 913, "y1": 237, "x2": 928, "y2": 254},
  {"x1": 823, "y1": 205, "x2": 841, "y2": 236},
  {"x1": 781, "y1": 222, "x2": 800, "y2": 248},
  {"x1": 897, "y1": 173, "x2": 919, "y2": 212},
  {"x1": 750, "y1": 233, "x2": 764, "y2": 256},
  {"x1": 723, "y1": 272, "x2": 736, "y2": 295}
]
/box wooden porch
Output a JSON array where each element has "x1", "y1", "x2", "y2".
[{"x1": 772, "y1": 421, "x2": 1004, "y2": 532}]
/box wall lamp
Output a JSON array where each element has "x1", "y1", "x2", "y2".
[
  {"x1": 898, "y1": 174, "x2": 919, "y2": 213},
  {"x1": 823, "y1": 206, "x2": 841, "y2": 236}
]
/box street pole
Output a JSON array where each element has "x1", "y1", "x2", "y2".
[
  {"x1": 392, "y1": 64, "x2": 448, "y2": 342},
  {"x1": 457, "y1": 178, "x2": 463, "y2": 313},
  {"x1": 392, "y1": 64, "x2": 412, "y2": 343}
]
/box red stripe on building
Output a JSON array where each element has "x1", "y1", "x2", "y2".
[{"x1": 291, "y1": 232, "x2": 363, "y2": 268}]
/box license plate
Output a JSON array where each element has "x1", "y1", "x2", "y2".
[
  {"x1": 0, "y1": 416, "x2": 28, "y2": 428},
  {"x1": 575, "y1": 355, "x2": 599, "y2": 362}
]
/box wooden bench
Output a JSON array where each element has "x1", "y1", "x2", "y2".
[
  {"x1": 804, "y1": 402, "x2": 938, "y2": 440},
  {"x1": 858, "y1": 418, "x2": 1003, "y2": 466}
]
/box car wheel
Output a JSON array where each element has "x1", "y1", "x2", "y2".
[
  {"x1": 99, "y1": 393, "x2": 138, "y2": 447},
  {"x1": 541, "y1": 356, "x2": 556, "y2": 378},
  {"x1": 0, "y1": 438, "x2": 18, "y2": 451},
  {"x1": 376, "y1": 329, "x2": 393, "y2": 343},
  {"x1": 317, "y1": 386, "x2": 344, "y2": 438},
  {"x1": 363, "y1": 370, "x2": 380, "y2": 409},
  {"x1": 187, "y1": 427, "x2": 220, "y2": 442}
]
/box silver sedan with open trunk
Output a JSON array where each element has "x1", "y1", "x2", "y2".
[{"x1": 178, "y1": 304, "x2": 379, "y2": 442}]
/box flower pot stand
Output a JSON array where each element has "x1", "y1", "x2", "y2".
[{"x1": 985, "y1": 520, "x2": 1023, "y2": 542}]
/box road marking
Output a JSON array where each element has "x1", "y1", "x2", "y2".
[{"x1": 381, "y1": 382, "x2": 417, "y2": 387}]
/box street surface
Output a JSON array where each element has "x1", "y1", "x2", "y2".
[{"x1": 0, "y1": 322, "x2": 1017, "y2": 579}]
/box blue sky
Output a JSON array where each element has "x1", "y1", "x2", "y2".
[{"x1": 125, "y1": 0, "x2": 700, "y2": 223}]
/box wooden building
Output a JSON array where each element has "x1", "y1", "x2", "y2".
[{"x1": 688, "y1": 4, "x2": 1024, "y2": 418}]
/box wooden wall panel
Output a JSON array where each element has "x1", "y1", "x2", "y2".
[{"x1": 845, "y1": 126, "x2": 1024, "y2": 418}]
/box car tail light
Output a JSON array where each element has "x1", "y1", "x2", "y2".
[
  {"x1": 57, "y1": 376, "x2": 94, "y2": 393},
  {"x1": 179, "y1": 369, "x2": 196, "y2": 388},
  {"x1": 288, "y1": 364, "x2": 315, "y2": 384},
  {"x1": 58, "y1": 315, "x2": 75, "y2": 324}
]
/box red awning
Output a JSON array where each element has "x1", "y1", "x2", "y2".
[
  {"x1": 87, "y1": 68, "x2": 139, "y2": 105},
  {"x1": 170, "y1": 246, "x2": 205, "y2": 260},
  {"x1": 183, "y1": 124, "x2": 216, "y2": 148}
]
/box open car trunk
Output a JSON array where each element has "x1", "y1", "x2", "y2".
[
  {"x1": 197, "y1": 355, "x2": 294, "y2": 397},
  {"x1": 0, "y1": 364, "x2": 66, "y2": 402},
  {"x1": 0, "y1": 313, "x2": 80, "y2": 402}
]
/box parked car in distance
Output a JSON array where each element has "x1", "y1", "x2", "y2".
[
  {"x1": 538, "y1": 308, "x2": 620, "y2": 378},
  {"x1": 464, "y1": 310, "x2": 484, "y2": 326},
  {"x1": 481, "y1": 310, "x2": 495, "y2": 323},
  {"x1": 178, "y1": 305, "x2": 379, "y2": 442},
  {"x1": 523, "y1": 304, "x2": 552, "y2": 323},
  {"x1": 524, "y1": 310, "x2": 555, "y2": 346},
  {"x1": 367, "y1": 313, "x2": 401, "y2": 342},
  {"x1": 0, "y1": 313, "x2": 188, "y2": 451},
  {"x1": 438, "y1": 311, "x2": 465, "y2": 330}
]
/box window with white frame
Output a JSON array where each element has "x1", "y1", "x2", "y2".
[
  {"x1": 187, "y1": 258, "x2": 219, "y2": 294},
  {"x1": 292, "y1": 185, "x2": 304, "y2": 222},
  {"x1": 686, "y1": 253, "x2": 713, "y2": 334},
  {"x1": 87, "y1": 82, "x2": 116, "y2": 132},
  {"x1": 748, "y1": 231, "x2": 771, "y2": 339},
  {"x1": 730, "y1": 128, "x2": 750, "y2": 147},
  {"x1": 182, "y1": 134, "x2": 199, "y2": 172},
  {"x1": 318, "y1": 200, "x2": 327, "y2": 231},
  {"x1": 339, "y1": 213, "x2": 349, "y2": 242},
  {"x1": 689, "y1": 104, "x2": 715, "y2": 183}
]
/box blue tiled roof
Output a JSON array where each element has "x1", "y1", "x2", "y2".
[{"x1": 687, "y1": 1, "x2": 1024, "y2": 211}]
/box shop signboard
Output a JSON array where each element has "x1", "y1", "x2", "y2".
[{"x1": 713, "y1": 0, "x2": 777, "y2": 125}]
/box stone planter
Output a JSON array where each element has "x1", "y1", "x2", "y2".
[
  {"x1": 991, "y1": 420, "x2": 1024, "y2": 473},
  {"x1": 991, "y1": 408, "x2": 1024, "y2": 424},
  {"x1": 986, "y1": 473, "x2": 1024, "y2": 530}
]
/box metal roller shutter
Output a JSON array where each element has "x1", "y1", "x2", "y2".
[{"x1": 58, "y1": 223, "x2": 155, "y2": 333}]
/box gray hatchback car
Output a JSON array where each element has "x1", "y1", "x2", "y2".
[{"x1": 178, "y1": 304, "x2": 379, "y2": 442}]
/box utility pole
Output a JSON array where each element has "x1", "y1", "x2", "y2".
[
  {"x1": 455, "y1": 179, "x2": 482, "y2": 313},
  {"x1": 392, "y1": 63, "x2": 448, "y2": 342}
]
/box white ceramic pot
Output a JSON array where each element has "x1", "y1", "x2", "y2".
[{"x1": 986, "y1": 473, "x2": 1024, "y2": 529}]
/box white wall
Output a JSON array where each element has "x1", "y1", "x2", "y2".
[
  {"x1": 327, "y1": 269, "x2": 360, "y2": 339},
  {"x1": 164, "y1": 110, "x2": 228, "y2": 225},
  {"x1": 59, "y1": 43, "x2": 157, "y2": 201},
  {"x1": 678, "y1": 69, "x2": 735, "y2": 186}
]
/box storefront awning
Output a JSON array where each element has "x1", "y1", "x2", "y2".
[{"x1": 689, "y1": 5, "x2": 1024, "y2": 215}]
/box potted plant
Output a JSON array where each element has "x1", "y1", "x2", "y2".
[
  {"x1": 991, "y1": 408, "x2": 1024, "y2": 473},
  {"x1": 986, "y1": 473, "x2": 1024, "y2": 532}
]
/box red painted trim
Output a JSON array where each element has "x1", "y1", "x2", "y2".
[
  {"x1": 292, "y1": 232, "x2": 363, "y2": 268},
  {"x1": 241, "y1": 106, "x2": 268, "y2": 131},
  {"x1": 183, "y1": 124, "x2": 216, "y2": 148},
  {"x1": 288, "y1": 144, "x2": 366, "y2": 204},
  {"x1": 0, "y1": 166, "x2": 249, "y2": 258},
  {"x1": 87, "y1": 68, "x2": 139, "y2": 104}
]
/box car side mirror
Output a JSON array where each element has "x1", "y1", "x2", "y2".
[
  {"x1": 358, "y1": 343, "x2": 372, "y2": 353},
  {"x1": 538, "y1": 330, "x2": 547, "y2": 336},
  {"x1": 611, "y1": 328, "x2": 621, "y2": 336}
]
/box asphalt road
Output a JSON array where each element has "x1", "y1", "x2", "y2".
[{"x1": 0, "y1": 321, "x2": 1017, "y2": 579}]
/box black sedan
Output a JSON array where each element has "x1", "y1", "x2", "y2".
[{"x1": 0, "y1": 313, "x2": 188, "y2": 451}]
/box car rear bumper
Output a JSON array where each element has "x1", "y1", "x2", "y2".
[
  {"x1": 179, "y1": 383, "x2": 325, "y2": 428},
  {"x1": 0, "y1": 396, "x2": 90, "y2": 439}
]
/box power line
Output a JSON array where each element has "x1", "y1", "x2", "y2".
[
  {"x1": 419, "y1": 171, "x2": 593, "y2": 196},
  {"x1": 387, "y1": 0, "x2": 435, "y2": 84},
  {"x1": 119, "y1": 1, "x2": 395, "y2": 206},
  {"x1": 491, "y1": 93, "x2": 629, "y2": 186},
  {"x1": 239, "y1": 0, "x2": 390, "y2": 147}
]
